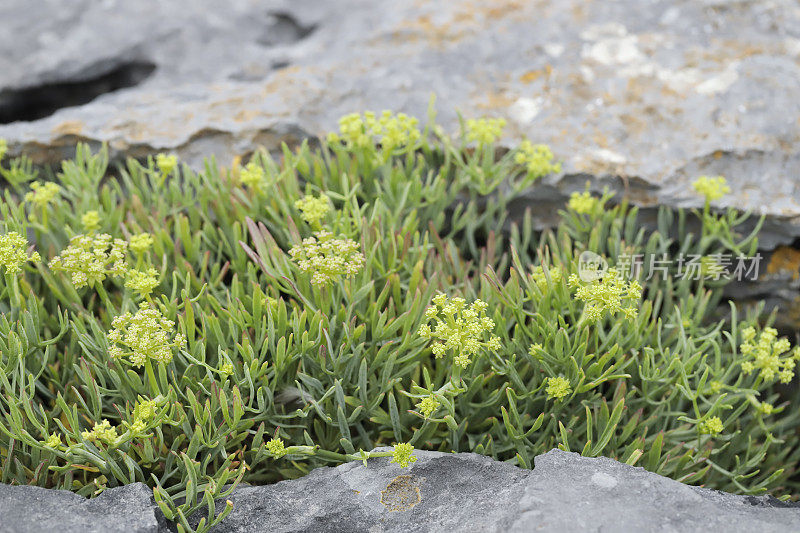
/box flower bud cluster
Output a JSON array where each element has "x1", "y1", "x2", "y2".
[
  {"x1": 466, "y1": 117, "x2": 506, "y2": 145},
  {"x1": 82, "y1": 419, "x2": 119, "y2": 445},
  {"x1": 24, "y1": 181, "x2": 60, "y2": 209},
  {"x1": 295, "y1": 194, "x2": 330, "y2": 226},
  {"x1": 49, "y1": 234, "x2": 128, "y2": 288},
  {"x1": 390, "y1": 442, "x2": 417, "y2": 468},
  {"x1": 328, "y1": 111, "x2": 421, "y2": 152},
  {"x1": 514, "y1": 141, "x2": 561, "y2": 179},
  {"x1": 288, "y1": 230, "x2": 364, "y2": 286},
  {"x1": 0, "y1": 232, "x2": 40, "y2": 274},
  {"x1": 107, "y1": 304, "x2": 186, "y2": 367},
  {"x1": 692, "y1": 175, "x2": 730, "y2": 202},
  {"x1": 417, "y1": 293, "x2": 501, "y2": 368},
  {"x1": 739, "y1": 326, "x2": 798, "y2": 383},
  {"x1": 569, "y1": 268, "x2": 642, "y2": 322}
]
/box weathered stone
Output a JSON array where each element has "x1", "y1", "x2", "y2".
[
  {"x1": 192, "y1": 448, "x2": 800, "y2": 532},
  {"x1": 4, "y1": 449, "x2": 800, "y2": 532},
  {"x1": 0, "y1": 482, "x2": 162, "y2": 533},
  {"x1": 0, "y1": 0, "x2": 798, "y2": 244}
]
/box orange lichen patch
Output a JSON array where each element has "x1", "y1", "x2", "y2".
[
  {"x1": 52, "y1": 120, "x2": 85, "y2": 136},
  {"x1": 767, "y1": 247, "x2": 800, "y2": 281},
  {"x1": 520, "y1": 65, "x2": 553, "y2": 83},
  {"x1": 380, "y1": 475, "x2": 421, "y2": 512}
]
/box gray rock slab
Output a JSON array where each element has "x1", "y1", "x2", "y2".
[
  {"x1": 0, "y1": 0, "x2": 798, "y2": 242},
  {"x1": 0, "y1": 481, "x2": 162, "y2": 533},
  {"x1": 2, "y1": 449, "x2": 799, "y2": 532},
  {"x1": 197, "y1": 448, "x2": 800, "y2": 533}
]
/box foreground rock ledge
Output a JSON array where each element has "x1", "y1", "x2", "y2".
[{"x1": 2, "y1": 449, "x2": 799, "y2": 533}]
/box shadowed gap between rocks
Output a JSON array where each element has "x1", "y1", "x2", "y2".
[{"x1": 0, "y1": 60, "x2": 156, "y2": 124}]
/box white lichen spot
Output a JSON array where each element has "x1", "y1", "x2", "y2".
[
  {"x1": 591, "y1": 472, "x2": 618, "y2": 489},
  {"x1": 589, "y1": 148, "x2": 627, "y2": 165},
  {"x1": 544, "y1": 43, "x2": 565, "y2": 58},
  {"x1": 696, "y1": 62, "x2": 739, "y2": 95},
  {"x1": 509, "y1": 97, "x2": 543, "y2": 124}
]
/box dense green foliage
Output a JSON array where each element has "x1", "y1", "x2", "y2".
[{"x1": 0, "y1": 110, "x2": 798, "y2": 531}]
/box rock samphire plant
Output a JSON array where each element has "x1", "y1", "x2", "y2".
[{"x1": 0, "y1": 107, "x2": 798, "y2": 532}]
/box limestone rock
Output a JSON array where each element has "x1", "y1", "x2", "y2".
[
  {"x1": 0, "y1": 0, "x2": 798, "y2": 243},
  {"x1": 0, "y1": 482, "x2": 162, "y2": 533}
]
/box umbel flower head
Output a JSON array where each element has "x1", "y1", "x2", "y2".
[
  {"x1": 288, "y1": 230, "x2": 364, "y2": 286},
  {"x1": 240, "y1": 161, "x2": 266, "y2": 191},
  {"x1": 390, "y1": 443, "x2": 417, "y2": 468},
  {"x1": 692, "y1": 175, "x2": 730, "y2": 203},
  {"x1": 545, "y1": 376, "x2": 572, "y2": 401},
  {"x1": 266, "y1": 437, "x2": 287, "y2": 458},
  {"x1": 465, "y1": 117, "x2": 506, "y2": 145},
  {"x1": 156, "y1": 153, "x2": 178, "y2": 175},
  {"x1": 129, "y1": 399, "x2": 158, "y2": 433},
  {"x1": 107, "y1": 304, "x2": 186, "y2": 368},
  {"x1": 417, "y1": 395, "x2": 440, "y2": 418},
  {"x1": 24, "y1": 181, "x2": 60, "y2": 209},
  {"x1": 125, "y1": 268, "x2": 160, "y2": 298},
  {"x1": 129, "y1": 233, "x2": 154, "y2": 256},
  {"x1": 567, "y1": 190, "x2": 600, "y2": 214},
  {"x1": 698, "y1": 416, "x2": 723, "y2": 436},
  {"x1": 739, "y1": 326, "x2": 796, "y2": 383},
  {"x1": 569, "y1": 268, "x2": 642, "y2": 322},
  {"x1": 295, "y1": 194, "x2": 330, "y2": 226},
  {"x1": 417, "y1": 294, "x2": 502, "y2": 368},
  {"x1": 81, "y1": 211, "x2": 101, "y2": 233},
  {"x1": 49, "y1": 234, "x2": 128, "y2": 288},
  {"x1": 0, "y1": 232, "x2": 40, "y2": 275},
  {"x1": 514, "y1": 140, "x2": 561, "y2": 179},
  {"x1": 0, "y1": 139, "x2": 6, "y2": 160},
  {"x1": 82, "y1": 419, "x2": 118, "y2": 445},
  {"x1": 531, "y1": 265, "x2": 562, "y2": 292},
  {"x1": 328, "y1": 111, "x2": 421, "y2": 152}
]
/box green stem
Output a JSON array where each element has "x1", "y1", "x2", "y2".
[{"x1": 144, "y1": 360, "x2": 160, "y2": 397}]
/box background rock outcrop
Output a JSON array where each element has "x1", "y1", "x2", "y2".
[{"x1": 1, "y1": 0, "x2": 799, "y2": 242}]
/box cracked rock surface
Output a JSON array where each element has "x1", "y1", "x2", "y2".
[
  {"x1": 3, "y1": 449, "x2": 800, "y2": 532},
  {"x1": 1, "y1": 0, "x2": 799, "y2": 244}
]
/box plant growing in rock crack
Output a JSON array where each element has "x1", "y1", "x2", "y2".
[{"x1": 0, "y1": 103, "x2": 798, "y2": 533}]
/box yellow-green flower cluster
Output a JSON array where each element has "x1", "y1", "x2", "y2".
[
  {"x1": 0, "y1": 139, "x2": 6, "y2": 160},
  {"x1": 739, "y1": 326, "x2": 796, "y2": 383},
  {"x1": 24, "y1": 181, "x2": 60, "y2": 209},
  {"x1": 465, "y1": 117, "x2": 506, "y2": 145},
  {"x1": 417, "y1": 395, "x2": 440, "y2": 418},
  {"x1": 692, "y1": 175, "x2": 730, "y2": 202},
  {"x1": 0, "y1": 232, "x2": 40, "y2": 275},
  {"x1": 328, "y1": 111, "x2": 421, "y2": 152},
  {"x1": 129, "y1": 399, "x2": 158, "y2": 433},
  {"x1": 545, "y1": 376, "x2": 572, "y2": 401},
  {"x1": 288, "y1": 230, "x2": 364, "y2": 286},
  {"x1": 567, "y1": 191, "x2": 600, "y2": 214},
  {"x1": 81, "y1": 210, "x2": 101, "y2": 233},
  {"x1": 390, "y1": 443, "x2": 417, "y2": 468},
  {"x1": 49, "y1": 234, "x2": 128, "y2": 288},
  {"x1": 295, "y1": 194, "x2": 330, "y2": 226},
  {"x1": 82, "y1": 419, "x2": 118, "y2": 445},
  {"x1": 240, "y1": 161, "x2": 266, "y2": 190},
  {"x1": 43, "y1": 433, "x2": 61, "y2": 448},
  {"x1": 417, "y1": 294, "x2": 501, "y2": 368},
  {"x1": 698, "y1": 416, "x2": 723, "y2": 435},
  {"x1": 125, "y1": 268, "x2": 160, "y2": 298},
  {"x1": 220, "y1": 362, "x2": 234, "y2": 376},
  {"x1": 266, "y1": 437, "x2": 287, "y2": 458},
  {"x1": 531, "y1": 265, "x2": 562, "y2": 291},
  {"x1": 699, "y1": 256, "x2": 725, "y2": 279},
  {"x1": 569, "y1": 268, "x2": 642, "y2": 322},
  {"x1": 514, "y1": 140, "x2": 561, "y2": 178},
  {"x1": 107, "y1": 304, "x2": 186, "y2": 368},
  {"x1": 757, "y1": 401, "x2": 774, "y2": 416},
  {"x1": 129, "y1": 233, "x2": 154, "y2": 256},
  {"x1": 156, "y1": 153, "x2": 178, "y2": 175}
]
